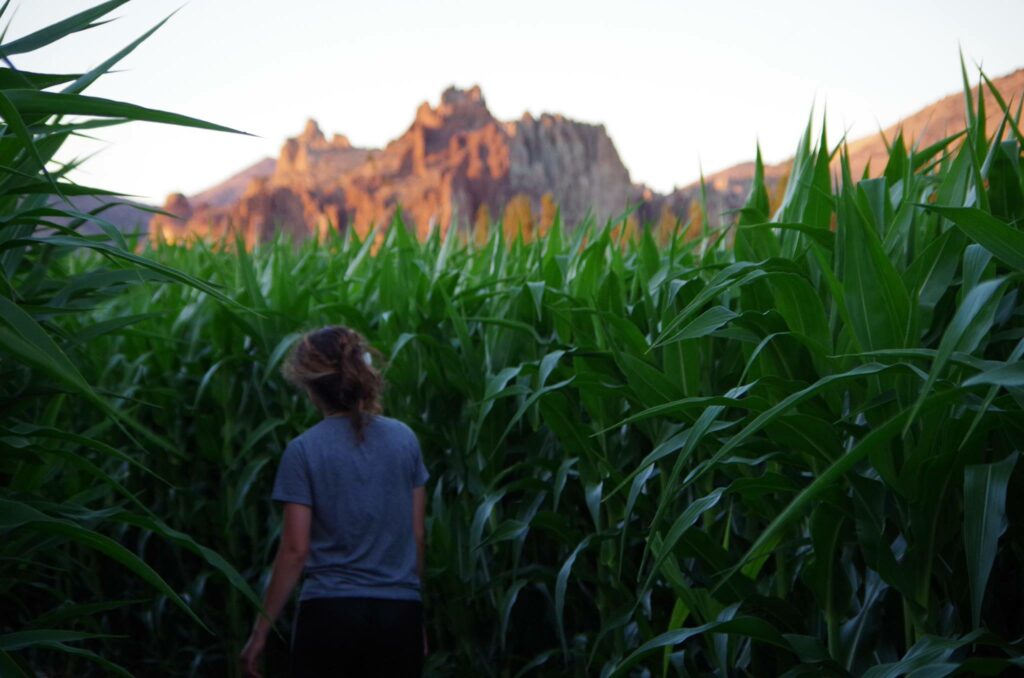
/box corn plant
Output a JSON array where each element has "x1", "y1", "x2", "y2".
[
  {"x1": 60, "y1": 65, "x2": 1021, "y2": 675},
  {"x1": 0, "y1": 2, "x2": 261, "y2": 675},
  {"x1": 3, "y1": 2, "x2": 1023, "y2": 675}
]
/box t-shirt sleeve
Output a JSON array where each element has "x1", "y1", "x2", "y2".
[
  {"x1": 410, "y1": 433, "x2": 429, "y2": 488},
  {"x1": 272, "y1": 439, "x2": 313, "y2": 506}
]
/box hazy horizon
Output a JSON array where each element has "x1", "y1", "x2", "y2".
[{"x1": 9, "y1": 0, "x2": 1024, "y2": 202}]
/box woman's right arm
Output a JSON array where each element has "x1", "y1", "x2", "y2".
[{"x1": 240, "y1": 502, "x2": 311, "y2": 677}]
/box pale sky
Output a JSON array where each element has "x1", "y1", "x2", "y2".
[{"x1": 9, "y1": 0, "x2": 1024, "y2": 203}]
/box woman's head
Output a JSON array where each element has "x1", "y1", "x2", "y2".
[{"x1": 282, "y1": 326, "x2": 383, "y2": 439}]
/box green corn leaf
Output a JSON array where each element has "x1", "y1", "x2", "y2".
[
  {"x1": 839, "y1": 183, "x2": 912, "y2": 351},
  {"x1": 862, "y1": 631, "x2": 984, "y2": 678},
  {"x1": 0, "y1": 69, "x2": 80, "y2": 90},
  {"x1": 0, "y1": 629, "x2": 113, "y2": 651},
  {"x1": 904, "y1": 277, "x2": 1011, "y2": 434},
  {"x1": 2, "y1": 89, "x2": 249, "y2": 135},
  {"x1": 725, "y1": 388, "x2": 963, "y2": 587},
  {"x1": 963, "y1": 362, "x2": 1024, "y2": 388},
  {"x1": 924, "y1": 205, "x2": 1024, "y2": 271},
  {"x1": 12, "y1": 235, "x2": 247, "y2": 310},
  {"x1": 115, "y1": 513, "x2": 266, "y2": 618},
  {"x1": 963, "y1": 452, "x2": 1018, "y2": 628},
  {"x1": 642, "y1": 488, "x2": 725, "y2": 594},
  {"x1": 0, "y1": 90, "x2": 56, "y2": 189},
  {"x1": 62, "y1": 11, "x2": 176, "y2": 95},
  {"x1": 609, "y1": 616, "x2": 790, "y2": 677},
  {"x1": 0, "y1": 0, "x2": 128, "y2": 56},
  {"x1": 653, "y1": 305, "x2": 737, "y2": 347},
  {"x1": 0, "y1": 296, "x2": 103, "y2": 406},
  {"x1": 555, "y1": 535, "x2": 593, "y2": 662},
  {"x1": 0, "y1": 499, "x2": 207, "y2": 631}
]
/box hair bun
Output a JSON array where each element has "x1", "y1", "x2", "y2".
[{"x1": 282, "y1": 325, "x2": 384, "y2": 442}]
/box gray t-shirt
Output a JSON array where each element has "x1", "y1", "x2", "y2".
[{"x1": 271, "y1": 414, "x2": 429, "y2": 601}]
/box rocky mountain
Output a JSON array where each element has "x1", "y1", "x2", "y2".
[
  {"x1": 151, "y1": 86, "x2": 633, "y2": 243},
  {"x1": 150, "y1": 69, "x2": 1024, "y2": 243}
]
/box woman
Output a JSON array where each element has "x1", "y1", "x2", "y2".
[{"x1": 240, "y1": 326, "x2": 429, "y2": 677}]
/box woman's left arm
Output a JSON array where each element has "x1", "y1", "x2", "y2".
[{"x1": 240, "y1": 502, "x2": 312, "y2": 678}]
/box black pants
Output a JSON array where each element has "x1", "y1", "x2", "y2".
[{"x1": 291, "y1": 597, "x2": 423, "y2": 677}]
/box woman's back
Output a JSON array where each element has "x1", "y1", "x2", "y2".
[
  {"x1": 241, "y1": 326, "x2": 428, "y2": 677},
  {"x1": 272, "y1": 414, "x2": 429, "y2": 601}
]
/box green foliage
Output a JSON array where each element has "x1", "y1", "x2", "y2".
[
  {"x1": 0, "y1": 2, "x2": 257, "y2": 675},
  {"x1": 40, "y1": 75, "x2": 1024, "y2": 675},
  {"x1": 3, "y1": 3, "x2": 1024, "y2": 675}
]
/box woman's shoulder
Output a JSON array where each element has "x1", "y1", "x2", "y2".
[
  {"x1": 371, "y1": 414, "x2": 416, "y2": 439},
  {"x1": 288, "y1": 414, "x2": 416, "y2": 449}
]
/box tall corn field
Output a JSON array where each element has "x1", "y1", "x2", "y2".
[{"x1": 3, "y1": 2, "x2": 1024, "y2": 676}]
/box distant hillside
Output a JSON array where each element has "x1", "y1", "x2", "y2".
[
  {"x1": 190, "y1": 157, "x2": 276, "y2": 208},
  {"x1": 49, "y1": 195, "x2": 153, "y2": 237},
  {"x1": 654, "y1": 68, "x2": 1024, "y2": 226},
  {"x1": 136, "y1": 67, "x2": 1023, "y2": 241}
]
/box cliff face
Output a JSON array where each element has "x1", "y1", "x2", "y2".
[
  {"x1": 273, "y1": 119, "x2": 372, "y2": 188},
  {"x1": 150, "y1": 69, "x2": 1024, "y2": 243},
  {"x1": 336, "y1": 85, "x2": 513, "y2": 239},
  {"x1": 151, "y1": 85, "x2": 637, "y2": 243},
  {"x1": 509, "y1": 112, "x2": 631, "y2": 225}
]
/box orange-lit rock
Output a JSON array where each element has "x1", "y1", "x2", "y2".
[
  {"x1": 151, "y1": 85, "x2": 638, "y2": 242},
  {"x1": 151, "y1": 69, "x2": 1024, "y2": 243}
]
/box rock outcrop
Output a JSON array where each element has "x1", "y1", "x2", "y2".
[
  {"x1": 150, "y1": 68, "x2": 1024, "y2": 243},
  {"x1": 151, "y1": 85, "x2": 638, "y2": 243},
  {"x1": 509, "y1": 112, "x2": 631, "y2": 225}
]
